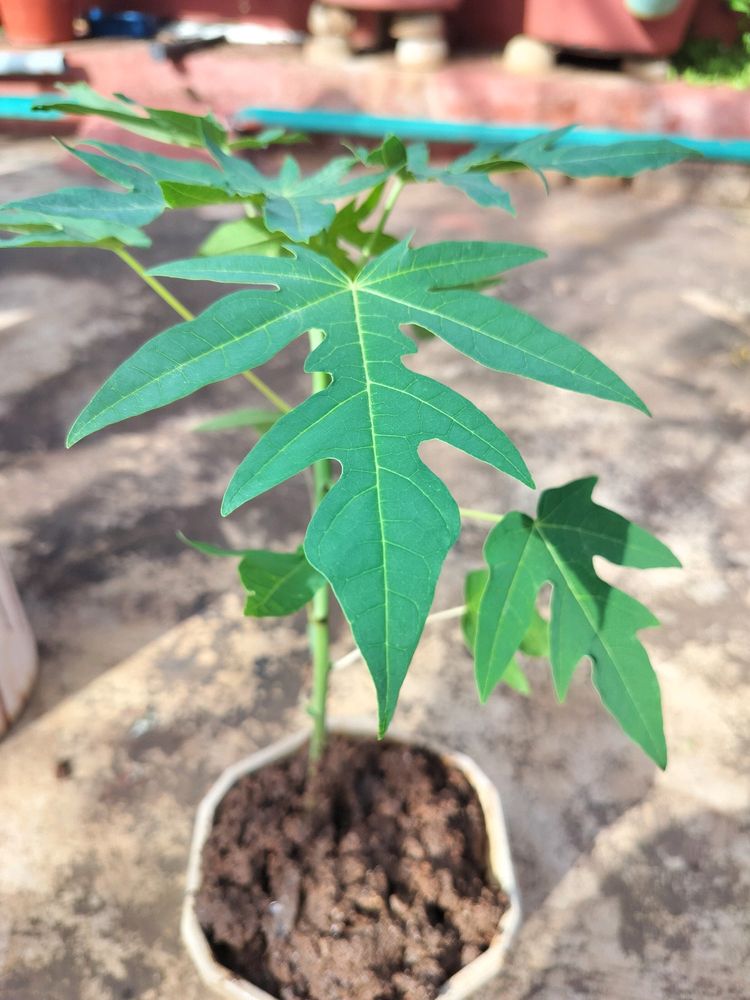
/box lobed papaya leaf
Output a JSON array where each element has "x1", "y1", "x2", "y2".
[
  {"x1": 0, "y1": 142, "x2": 165, "y2": 248},
  {"x1": 34, "y1": 83, "x2": 228, "y2": 149},
  {"x1": 179, "y1": 534, "x2": 325, "y2": 617},
  {"x1": 68, "y1": 241, "x2": 650, "y2": 733},
  {"x1": 474, "y1": 478, "x2": 680, "y2": 767},
  {"x1": 462, "y1": 568, "x2": 533, "y2": 695}
]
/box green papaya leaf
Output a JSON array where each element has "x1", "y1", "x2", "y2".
[
  {"x1": 160, "y1": 183, "x2": 239, "y2": 209},
  {"x1": 180, "y1": 533, "x2": 324, "y2": 616},
  {"x1": 205, "y1": 142, "x2": 387, "y2": 242},
  {"x1": 68, "y1": 239, "x2": 651, "y2": 734},
  {"x1": 67, "y1": 140, "x2": 240, "y2": 212},
  {"x1": 454, "y1": 129, "x2": 698, "y2": 180},
  {"x1": 199, "y1": 217, "x2": 285, "y2": 257},
  {"x1": 78, "y1": 140, "x2": 227, "y2": 188},
  {"x1": 0, "y1": 142, "x2": 164, "y2": 248},
  {"x1": 346, "y1": 135, "x2": 409, "y2": 170},
  {"x1": 34, "y1": 84, "x2": 228, "y2": 149},
  {"x1": 349, "y1": 129, "x2": 696, "y2": 211},
  {"x1": 461, "y1": 567, "x2": 541, "y2": 695},
  {"x1": 194, "y1": 407, "x2": 279, "y2": 434},
  {"x1": 229, "y1": 129, "x2": 308, "y2": 150},
  {"x1": 510, "y1": 136, "x2": 699, "y2": 178},
  {"x1": 519, "y1": 605, "x2": 550, "y2": 657},
  {"x1": 406, "y1": 143, "x2": 514, "y2": 213},
  {"x1": 237, "y1": 548, "x2": 326, "y2": 617},
  {"x1": 0, "y1": 212, "x2": 149, "y2": 249},
  {"x1": 497, "y1": 659, "x2": 530, "y2": 695},
  {"x1": 349, "y1": 137, "x2": 514, "y2": 212},
  {"x1": 474, "y1": 477, "x2": 680, "y2": 767},
  {"x1": 306, "y1": 186, "x2": 395, "y2": 274}
]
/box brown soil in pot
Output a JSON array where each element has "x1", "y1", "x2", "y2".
[{"x1": 196, "y1": 734, "x2": 508, "y2": 1000}]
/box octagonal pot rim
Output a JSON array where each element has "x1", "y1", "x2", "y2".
[{"x1": 183, "y1": 716, "x2": 522, "y2": 1000}]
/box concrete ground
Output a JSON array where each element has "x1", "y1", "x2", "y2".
[{"x1": 0, "y1": 142, "x2": 749, "y2": 999}]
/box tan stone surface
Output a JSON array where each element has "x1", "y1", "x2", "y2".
[{"x1": 0, "y1": 599, "x2": 310, "y2": 1000}]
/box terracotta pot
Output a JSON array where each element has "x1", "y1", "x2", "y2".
[
  {"x1": 183, "y1": 718, "x2": 522, "y2": 1000},
  {"x1": 0, "y1": 0, "x2": 76, "y2": 45},
  {"x1": 523, "y1": 0, "x2": 700, "y2": 57}
]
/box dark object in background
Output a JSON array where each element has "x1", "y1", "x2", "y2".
[{"x1": 86, "y1": 7, "x2": 162, "y2": 39}]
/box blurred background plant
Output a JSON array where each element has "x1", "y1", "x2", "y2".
[{"x1": 671, "y1": 0, "x2": 750, "y2": 87}]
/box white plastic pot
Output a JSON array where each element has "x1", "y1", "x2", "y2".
[
  {"x1": 0, "y1": 552, "x2": 38, "y2": 738},
  {"x1": 183, "y1": 718, "x2": 522, "y2": 1000}
]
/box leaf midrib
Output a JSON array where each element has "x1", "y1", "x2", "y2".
[
  {"x1": 480, "y1": 526, "x2": 536, "y2": 697},
  {"x1": 351, "y1": 284, "x2": 391, "y2": 720}
]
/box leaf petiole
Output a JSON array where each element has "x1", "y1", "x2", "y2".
[
  {"x1": 362, "y1": 175, "x2": 405, "y2": 260},
  {"x1": 240, "y1": 371, "x2": 292, "y2": 414},
  {"x1": 459, "y1": 507, "x2": 505, "y2": 524},
  {"x1": 115, "y1": 247, "x2": 194, "y2": 321}
]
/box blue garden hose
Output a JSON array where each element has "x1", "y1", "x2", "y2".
[
  {"x1": 235, "y1": 107, "x2": 750, "y2": 164},
  {"x1": 1, "y1": 93, "x2": 749, "y2": 163},
  {"x1": 0, "y1": 95, "x2": 62, "y2": 120}
]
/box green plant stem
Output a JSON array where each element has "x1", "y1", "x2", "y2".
[
  {"x1": 115, "y1": 247, "x2": 195, "y2": 321},
  {"x1": 114, "y1": 247, "x2": 292, "y2": 414},
  {"x1": 240, "y1": 371, "x2": 292, "y2": 414},
  {"x1": 459, "y1": 507, "x2": 504, "y2": 524},
  {"x1": 362, "y1": 175, "x2": 405, "y2": 259},
  {"x1": 306, "y1": 328, "x2": 333, "y2": 764}
]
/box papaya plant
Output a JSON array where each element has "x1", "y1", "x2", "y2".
[{"x1": 0, "y1": 85, "x2": 689, "y2": 767}]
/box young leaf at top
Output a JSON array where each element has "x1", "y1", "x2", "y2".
[
  {"x1": 229, "y1": 129, "x2": 308, "y2": 150},
  {"x1": 237, "y1": 549, "x2": 326, "y2": 617},
  {"x1": 474, "y1": 477, "x2": 680, "y2": 767},
  {"x1": 406, "y1": 143, "x2": 515, "y2": 214},
  {"x1": 349, "y1": 136, "x2": 514, "y2": 213},
  {"x1": 205, "y1": 140, "x2": 388, "y2": 242},
  {"x1": 179, "y1": 535, "x2": 325, "y2": 617},
  {"x1": 68, "y1": 239, "x2": 649, "y2": 734},
  {"x1": 324, "y1": 184, "x2": 397, "y2": 257},
  {"x1": 199, "y1": 217, "x2": 286, "y2": 258}
]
